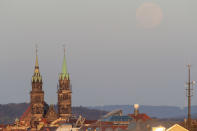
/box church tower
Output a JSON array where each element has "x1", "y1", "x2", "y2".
[
  {"x1": 57, "y1": 48, "x2": 72, "y2": 118},
  {"x1": 30, "y1": 48, "x2": 44, "y2": 120}
]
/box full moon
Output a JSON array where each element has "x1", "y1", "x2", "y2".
[{"x1": 136, "y1": 2, "x2": 163, "y2": 29}]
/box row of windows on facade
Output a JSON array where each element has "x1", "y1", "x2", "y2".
[
  {"x1": 32, "y1": 106, "x2": 44, "y2": 114},
  {"x1": 59, "y1": 94, "x2": 71, "y2": 100}
]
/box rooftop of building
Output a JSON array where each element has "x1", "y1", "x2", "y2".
[{"x1": 128, "y1": 113, "x2": 151, "y2": 122}]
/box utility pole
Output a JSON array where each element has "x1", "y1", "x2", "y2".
[{"x1": 186, "y1": 64, "x2": 195, "y2": 130}]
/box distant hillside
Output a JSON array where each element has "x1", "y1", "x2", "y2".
[
  {"x1": 1, "y1": 103, "x2": 197, "y2": 124},
  {"x1": 0, "y1": 103, "x2": 107, "y2": 124},
  {"x1": 0, "y1": 103, "x2": 29, "y2": 124},
  {"x1": 72, "y1": 106, "x2": 107, "y2": 120},
  {"x1": 89, "y1": 105, "x2": 197, "y2": 119}
]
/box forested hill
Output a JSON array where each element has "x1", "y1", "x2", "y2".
[
  {"x1": 0, "y1": 103, "x2": 107, "y2": 124},
  {"x1": 2, "y1": 103, "x2": 197, "y2": 124},
  {"x1": 89, "y1": 105, "x2": 197, "y2": 119}
]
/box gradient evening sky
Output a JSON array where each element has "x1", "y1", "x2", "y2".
[{"x1": 0, "y1": 0, "x2": 197, "y2": 107}]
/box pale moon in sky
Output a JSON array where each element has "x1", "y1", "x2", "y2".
[{"x1": 136, "y1": 2, "x2": 163, "y2": 29}]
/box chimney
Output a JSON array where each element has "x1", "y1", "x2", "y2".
[{"x1": 134, "y1": 104, "x2": 139, "y2": 116}]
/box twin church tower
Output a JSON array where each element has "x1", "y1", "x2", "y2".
[{"x1": 30, "y1": 48, "x2": 72, "y2": 122}]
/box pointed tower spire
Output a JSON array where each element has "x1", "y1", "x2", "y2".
[
  {"x1": 34, "y1": 45, "x2": 40, "y2": 74},
  {"x1": 60, "y1": 46, "x2": 69, "y2": 80},
  {"x1": 62, "y1": 47, "x2": 67, "y2": 74},
  {"x1": 32, "y1": 45, "x2": 42, "y2": 82},
  {"x1": 35, "y1": 46, "x2": 39, "y2": 67}
]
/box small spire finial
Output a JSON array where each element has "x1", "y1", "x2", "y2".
[
  {"x1": 34, "y1": 44, "x2": 39, "y2": 73},
  {"x1": 36, "y1": 44, "x2": 38, "y2": 57},
  {"x1": 32, "y1": 44, "x2": 42, "y2": 82},
  {"x1": 63, "y1": 44, "x2": 66, "y2": 57}
]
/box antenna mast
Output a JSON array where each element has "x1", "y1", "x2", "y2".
[{"x1": 186, "y1": 64, "x2": 194, "y2": 130}]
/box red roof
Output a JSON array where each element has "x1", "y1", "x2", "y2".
[
  {"x1": 0, "y1": 124, "x2": 5, "y2": 128},
  {"x1": 41, "y1": 118, "x2": 48, "y2": 124},
  {"x1": 84, "y1": 120, "x2": 97, "y2": 124},
  {"x1": 20, "y1": 105, "x2": 31, "y2": 121},
  {"x1": 128, "y1": 113, "x2": 151, "y2": 121}
]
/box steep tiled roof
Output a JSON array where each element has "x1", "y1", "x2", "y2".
[
  {"x1": 20, "y1": 105, "x2": 32, "y2": 122},
  {"x1": 128, "y1": 113, "x2": 151, "y2": 121}
]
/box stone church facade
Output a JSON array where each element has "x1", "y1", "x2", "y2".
[{"x1": 22, "y1": 48, "x2": 72, "y2": 129}]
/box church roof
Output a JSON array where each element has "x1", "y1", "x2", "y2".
[
  {"x1": 19, "y1": 104, "x2": 32, "y2": 126},
  {"x1": 45, "y1": 105, "x2": 58, "y2": 122}
]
